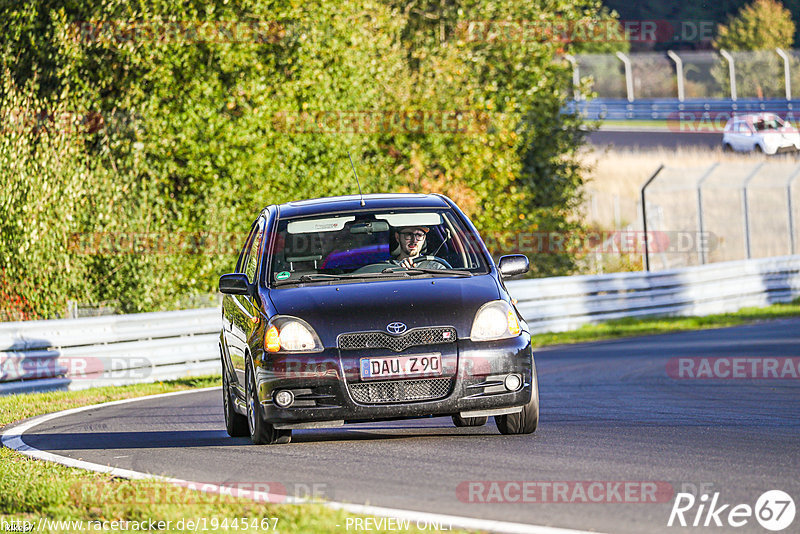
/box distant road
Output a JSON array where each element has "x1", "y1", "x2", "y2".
[{"x1": 589, "y1": 129, "x2": 721, "y2": 150}]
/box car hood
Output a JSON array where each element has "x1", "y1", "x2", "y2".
[{"x1": 268, "y1": 275, "x2": 501, "y2": 346}]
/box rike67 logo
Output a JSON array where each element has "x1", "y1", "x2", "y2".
[{"x1": 668, "y1": 490, "x2": 795, "y2": 531}]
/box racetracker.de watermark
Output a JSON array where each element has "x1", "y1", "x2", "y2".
[
  {"x1": 667, "y1": 357, "x2": 800, "y2": 380},
  {"x1": 0, "y1": 108, "x2": 139, "y2": 136},
  {"x1": 667, "y1": 111, "x2": 800, "y2": 133},
  {"x1": 66, "y1": 480, "x2": 331, "y2": 504},
  {"x1": 455, "y1": 19, "x2": 715, "y2": 44},
  {"x1": 65, "y1": 230, "x2": 718, "y2": 256},
  {"x1": 0, "y1": 356, "x2": 153, "y2": 382},
  {"x1": 71, "y1": 20, "x2": 287, "y2": 44},
  {"x1": 457, "y1": 481, "x2": 674, "y2": 503},
  {"x1": 483, "y1": 230, "x2": 718, "y2": 255}
]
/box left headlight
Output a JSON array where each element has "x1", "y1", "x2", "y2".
[
  {"x1": 470, "y1": 300, "x2": 522, "y2": 341},
  {"x1": 265, "y1": 316, "x2": 324, "y2": 353}
]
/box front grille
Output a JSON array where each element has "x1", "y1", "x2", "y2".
[
  {"x1": 349, "y1": 378, "x2": 453, "y2": 404},
  {"x1": 338, "y1": 327, "x2": 457, "y2": 352}
]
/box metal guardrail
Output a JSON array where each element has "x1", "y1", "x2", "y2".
[
  {"x1": 566, "y1": 98, "x2": 800, "y2": 121},
  {"x1": 509, "y1": 255, "x2": 800, "y2": 333},
  {"x1": 0, "y1": 309, "x2": 221, "y2": 395},
  {"x1": 2, "y1": 255, "x2": 799, "y2": 395}
]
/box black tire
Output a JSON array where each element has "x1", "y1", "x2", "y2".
[
  {"x1": 222, "y1": 361, "x2": 248, "y2": 437},
  {"x1": 495, "y1": 365, "x2": 539, "y2": 435},
  {"x1": 452, "y1": 414, "x2": 488, "y2": 427},
  {"x1": 246, "y1": 358, "x2": 292, "y2": 445},
  {"x1": 754, "y1": 144, "x2": 763, "y2": 153},
  {"x1": 722, "y1": 143, "x2": 733, "y2": 152}
]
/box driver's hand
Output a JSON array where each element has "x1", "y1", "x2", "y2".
[{"x1": 399, "y1": 258, "x2": 414, "y2": 269}]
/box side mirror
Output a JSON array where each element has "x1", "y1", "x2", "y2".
[
  {"x1": 219, "y1": 273, "x2": 252, "y2": 295},
  {"x1": 498, "y1": 255, "x2": 529, "y2": 278}
]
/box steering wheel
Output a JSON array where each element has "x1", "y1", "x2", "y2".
[
  {"x1": 411, "y1": 255, "x2": 452, "y2": 269},
  {"x1": 351, "y1": 262, "x2": 395, "y2": 274}
]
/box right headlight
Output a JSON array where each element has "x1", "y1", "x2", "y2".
[
  {"x1": 264, "y1": 316, "x2": 324, "y2": 353},
  {"x1": 470, "y1": 300, "x2": 521, "y2": 341}
]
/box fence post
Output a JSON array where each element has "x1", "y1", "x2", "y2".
[
  {"x1": 616, "y1": 51, "x2": 634, "y2": 103},
  {"x1": 564, "y1": 54, "x2": 580, "y2": 101},
  {"x1": 741, "y1": 163, "x2": 764, "y2": 260},
  {"x1": 640, "y1": 164, "x2": 664, "y2": 271},
  {"x1": 776, "y1": 48, "x2": 792, "y2": 100},
  {"x1": 696, "y1": 163, "x2": 719, "y2": 265},
  {"x1": 667, "y1": 51, "x2": 685, "y2": 102},
  {"x1": 719, "y1": 50, "x2": 737, "y2": 101},
  {"x1": 788, "y1": 165, "x2": 800, "y2": 255}
]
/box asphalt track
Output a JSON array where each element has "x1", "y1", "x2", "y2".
[
  {"x1": 588, "y1": 130, "x2": 721, "y2": 150},
  {"x1": 9, "y1": 319, "x2": 800, "y2": 533}
]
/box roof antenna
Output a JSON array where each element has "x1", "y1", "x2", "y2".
[{"x1": 348, "y1": 152, "x2": 366, "y2": 207}]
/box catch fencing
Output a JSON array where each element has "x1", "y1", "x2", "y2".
[
  {"x1": 1, "y1": 255, "x2": 799, "y2": 395},
  {"x1": 642, "y1": 162, "x2": 800, "y2": 271},
  {"x1": 567, "y1": 49, "x2": 800, "y2": 102}
]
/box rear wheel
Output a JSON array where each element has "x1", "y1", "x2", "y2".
[
  {"x1": 495, "y1": 365, "x2": 539, "y2": 435},
  {"x1": 246, "y1": 358, "x2": 292, "y2": 445},
  {"x1": 222, "y1": 361, "x2": 248, "y2": 437},
  {"x1": 722, "y1": 143, "x2": 733, "y2": 152},
  {"x1": 452, "y1": 414, "x2": 488, "y2": 427}
]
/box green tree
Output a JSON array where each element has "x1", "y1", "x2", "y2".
[
  {"x1": 711, "y1": 0, "x2": 795, "y2": 99},
  {"x1": 715, "y1": 0, "x2": 794, "y2": 50},
  {"x1": 0, "y1": 0, "x2": 614, "y2": 318}
]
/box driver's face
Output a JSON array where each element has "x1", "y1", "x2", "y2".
[{"x1": 397, "y1": 228, "x2": 426, "y2": 257}]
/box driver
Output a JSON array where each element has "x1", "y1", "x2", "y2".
[{"x1": 392, "y1": 226, "x2": 446, "y2": 269}]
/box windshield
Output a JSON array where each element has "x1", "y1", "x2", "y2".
[
  {"x1": 267, "y1": 209, "x2": 489, "y2": 286},
  {"x1": 753, "y1": 115, "x2": 784, "y2": 131}
]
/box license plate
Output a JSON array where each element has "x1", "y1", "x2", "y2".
[{"x1": 360, "y1": 354, "x2": 442, "y2": 380}]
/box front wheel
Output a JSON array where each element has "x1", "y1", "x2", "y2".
[
  {"x1": 222, "y1": 361, "x2": 248, "y2": 437},
  {"x1": 495, "y1": 365, "x2": 539, "y2": 435},
  {"x1": 452, "y1": 414, "x2": 488, "y2": 427},
  {"x1": 246, "y1": 359, "x2": 292, "y2": 445}
]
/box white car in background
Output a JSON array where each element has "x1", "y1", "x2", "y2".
[{"x1": 722, "y1": 113, "x2": 800, "y2": 154}]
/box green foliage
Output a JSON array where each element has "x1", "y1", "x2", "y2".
[
  {"x1": 710, "y1": 1, "x2": 796, "y2": 99},
  {"x1": 0, "y1": 0, "x2": 608, "y2": 318},
  {"x1": 714, "y1": 0, "x2": 795, "y2": 51}
]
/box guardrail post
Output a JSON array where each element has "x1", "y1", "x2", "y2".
[
  {"x1": 720, "y1": 50, "x2": 737, "y2": 101},
  {"x1": 742, "y1": 163, "x2": 764, "y2": 260},
  {"x1": 788, "y1": 165, "x2": 800, "y2": 255},
  {"x1": 564, "y1": 54, "x2": 580, "y2": 101},
  {"x1": 616, "y1": 51, "x2": 634, "y2": 103},
  {"x1": 696, "y1": 163, "x2": 719, "y2": 265},
  {"x1": 667, "y1": 51, "x2": 685, "y2": 102},
  {"x1": 776, "y1": 48, "x2": 792, "y2": 100},
  {"x1": 640, "y1": 165, "x2": 665, "y2": 271}
]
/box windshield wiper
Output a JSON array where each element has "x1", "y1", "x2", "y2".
[
  {"x1": 383, "y1": 267, "x2": 472, "y2": 277},
  {"x1": 273, "y1": 273, "x2": 350, "y2": 286}
]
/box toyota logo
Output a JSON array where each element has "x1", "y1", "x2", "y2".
[{"x1": 386, "y1": 322, "x2": 407, "y2": 335}]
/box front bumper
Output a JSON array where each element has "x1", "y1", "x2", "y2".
[{"x1": 252, "y1": 334, "x2": 534, "y2": 425}]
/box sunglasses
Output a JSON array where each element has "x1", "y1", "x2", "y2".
[{"x1": 400, "y1": 231, "x2": 426, "y2": 240}]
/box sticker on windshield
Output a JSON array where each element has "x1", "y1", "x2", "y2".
[
  {"x1": 275, "y1": 271, "x2": 291, "y2": 281},
  {"x1": 287, "y1": 216, "x2": 355, "y2": 234}
]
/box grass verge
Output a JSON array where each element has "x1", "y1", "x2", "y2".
[
  {"x1": 1, "y1": 377, "x2": 463, "y2": 533},
  {"x1": 531, "y1": 298, "x2": 800, "y2": 348}
]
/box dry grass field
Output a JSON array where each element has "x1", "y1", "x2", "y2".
[
  {"x1": 579, "y1": 146, "x2": 773, "y2": 228},
  {"x1": 576, "y1": 147, "x2": 800, "y2": 272}
]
